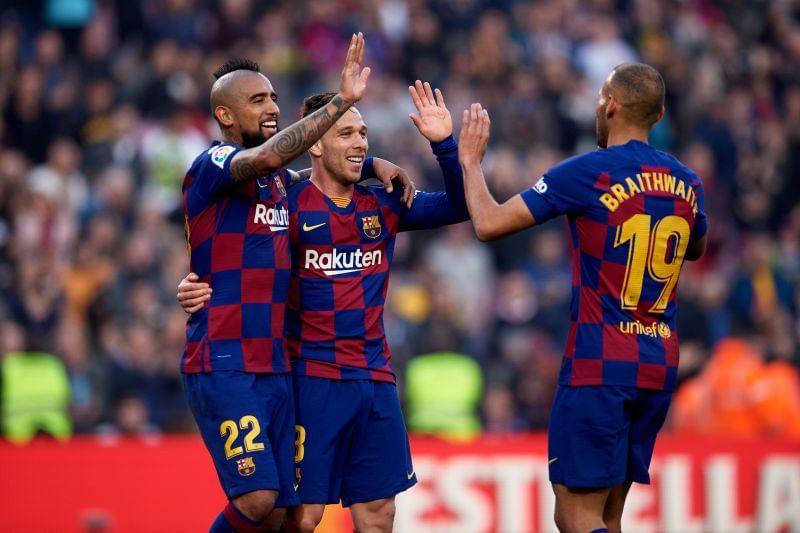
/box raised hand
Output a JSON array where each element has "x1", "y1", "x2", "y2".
[
  {"x1": 339, "y1": 32, "x2": 371, "y2": 104},
  {"x1": 458, "y1": 103, "x2": 491, "y2": 168},
  {"x1": 408, "y1": 80, "x2": 452, "y2": 143}
]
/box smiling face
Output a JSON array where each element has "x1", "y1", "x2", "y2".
[
  {"x1": 313, "y1": 107, "x2": 368, "y2": 185},
  {"x1": 214, "y1": 71, "x2": 280, "y2": 148}
]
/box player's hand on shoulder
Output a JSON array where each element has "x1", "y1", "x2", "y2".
[
  {"x1": 458, "y1": 102, "x2": 491, "y2": 168},
  {"x1": 371, "y1": 158, "x2": 416, "y2": 208},
  {"x1": 338, "y1": 32, "x2": 371, "y2": 104},
  {"x1": 177, "y1": 272, "x2": 212, "y2": 314},
  {"x1": 408, "y1": 80, "x2": 452, "y2": 142}
]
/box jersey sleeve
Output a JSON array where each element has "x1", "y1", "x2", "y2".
[
  {"x1": 189, "y1": 144, "x2": 243, "y2": 200},
  {"x1": 690, "y1": 176, "x2": 708, "y2": 240},
  {"x1": 519, "y1": 154, "x2": 593, "y2": 224},
  {"x1": 393, "y1": 135, "x2": 469, "y2": 231}
]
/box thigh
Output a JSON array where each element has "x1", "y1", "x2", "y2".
[
  {"x1": 182, "y1": 371, "x2": 291, "y2": 501},
  {"x1": 293, "y1": 375, "x2": 362, "y2": 505},
  {"x1": 627, "y1": 389, "x2": 672, "y2": 484},
  {"x1": 342, "y1": 382, "x2": 416, "y2": 507},
  {"x1": 548, "y1": 385, "x2": 632, "y2": 488}
]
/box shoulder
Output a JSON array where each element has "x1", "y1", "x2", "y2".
[
  {"x1": 190, "y1": 143, "x2": 239, "y2": 175},
  {"x1": 287, "y1": 179, "x2": 313, "y2": 201},
  {"x1": 356, "y1": 183, "x2": 395, "y2": 202},
  {"x1": 547, "y1": 150, "x2": 604, "y2": 177},
  {"x1": 654, "y1": 148, "x2": 703, "y2": 186}
]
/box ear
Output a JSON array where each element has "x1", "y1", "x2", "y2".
[
  {"x1": 605, "y1": 94, "x2": 618, "y2": 119},
  {"x1": 654, "y1": 105, "x2": 665, "y2": 123},
  {"x1": 308, "y1": 140, "x2": 322, "y2": 158},
  {"x1": 214, "y1": 106, "x2": 234, "y2": 128}
]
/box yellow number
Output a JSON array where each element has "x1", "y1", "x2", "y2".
[
  {"x1": 240, "y1": 415, "x2": 265, "y2": 452},
  {"x1": 294, "y1": 425, "x2": 306, "y2": 463},
  {"x1": 614, "y1": 214, "x2": 691, "y2": 313},
  {"x1": 614, "y1": 214, "x2": 651, "y2": 310},
  {"x1": 648, "y1": 216, "x2": 690, "y2": 312},
  {"x1": 220, "y1": 415, "x2": 265, "y2": 459},
  {"x1": 220, "y1": 420, "x2": 243, "y2": 459}
]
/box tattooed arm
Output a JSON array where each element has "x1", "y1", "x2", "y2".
[
  {"x1": 230, "y1": 33, "x2": 371, "y2": 182},
  {"x1": 230, "y1": 94, "x2": 353, "y2": 181}
]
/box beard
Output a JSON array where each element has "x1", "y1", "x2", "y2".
[
  {"x1": 241, "y1": 125, "x2": 280, "y2": 149},
  {"x1": 595, "y1": 117, "x2": 609, "y2": 149}
]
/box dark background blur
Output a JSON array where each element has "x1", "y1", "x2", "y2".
[{"x1": 0, "y1": 0, "x2": 798, "y2": 439}]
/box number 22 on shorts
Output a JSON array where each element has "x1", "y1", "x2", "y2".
[{"x1": 219, "y1": 415, "x2": 265, "y2": 459}]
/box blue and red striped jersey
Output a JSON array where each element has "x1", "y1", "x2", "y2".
[
  {"x1": 286, "y1": 136, "x2": 468, "y2": 383},
  {"x1": 181, "y1": 142, "x2": 292, "y2": 374},
  {"x1": 520, "y1": 140, "x2": 707, "y2": 391}
]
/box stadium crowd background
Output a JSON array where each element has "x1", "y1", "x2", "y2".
[{"x1": 0, "y1": 0, "x2": 798, "y2": 439}]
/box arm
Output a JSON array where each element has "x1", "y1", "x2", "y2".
[
  {"x1": 229, "y1": 33, "x2": 371, "y2": 181},
  {"x1": 458, "y1": 103, "x2": 536, "y2": 241},
  {"x1": 685, "y1": 178, "x2": 708, "y2": 261},
  {"x1": 685, "y1": 235, "x2": 707, "y2": 261},
  {"x1": 364, "y1": 158, "x2": 416, "y2": 208},
  {"x1": 394, "y1": 80, "x2": 468, "y2": 230}
]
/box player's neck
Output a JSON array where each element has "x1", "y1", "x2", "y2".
[
  {"x1": 605, "y1": 125, "x2": 650, "y2": 148},
  {"x1": 221, "y1": 131, "x2": 243, "y2": 147},
  {"x1": 309, "y1": 166, "x2": 354, "y2": 200}
]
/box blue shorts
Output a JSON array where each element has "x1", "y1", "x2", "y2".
[
  {"x1": 548, "y1": 384, "x2": 672, "y2": 488},
  {"x1": 292, "y1": 376, "x2": 416, "y2": 507},
  {"x1": 182, "y1": 371, "x2": 299, "y2": 507}
]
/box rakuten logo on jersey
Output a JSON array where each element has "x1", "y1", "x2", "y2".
[
  {"x1": 304, "y1": 248, "x2": 383, "y2": 276},
  {"x1": 253, "y1": 204, "x2": 288, "y2": 232}
]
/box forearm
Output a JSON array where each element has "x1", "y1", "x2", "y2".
[
  {"x1": 432, "y1": 136, "x2": 468, "y2": 216},
  {"x1": 231, "y1": 95, "x2": 353, "y2": 181},
  {"x1": 460, "y1": 161, "x2": 500, "y2": 239}
]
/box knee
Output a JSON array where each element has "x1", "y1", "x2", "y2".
[
  {"x1": 554, "y1": 508, "x2": 568, "y2": 533},
  {"x1": 286, "y1": 505, "x2": 324, "y2": 533},
  {"x1": 232, "y1": 490, "x2": 277, "y2": 523},
  {"x1": 355, "y1": 499, "x2": 395, "y2": 533}
]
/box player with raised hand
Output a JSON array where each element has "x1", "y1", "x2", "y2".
[
  {"x1": 283, "y1": 79, "x2": 468, "y2": 533},
  {"x1": 457, "y1": 64, "x2": 707, "y2": 533},
  {"x1": 180, "y1": 33, "x2": 413, "y2": 533},
  {"x1": 179, "y1": 79, "x2": 469, "y2": 532}
]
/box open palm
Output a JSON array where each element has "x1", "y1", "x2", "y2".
[
  {"x1": 408, "y1": 80, "x2": 452, "y2": 143},
  {"x1": 339, "y1": 33, "x2": 371, "y2": 103}
]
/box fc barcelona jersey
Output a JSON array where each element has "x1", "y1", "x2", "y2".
[
  {"x1": 520, "y1": 140, "x2": 707, "y2": 391},
  {"x1": 181, "y1": 142, "x2": 292, "y2": 374},
  {"x1": 286, "y1": 136, "x2": 468, "y2": 383}
]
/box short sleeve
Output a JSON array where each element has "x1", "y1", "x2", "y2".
[
  {"x1": 690, "y1": 177, "x2": 708, "y2": 240},
  {"x1": 189, "y1": 144, "x2": 242, "y2": 200},
  {"x1": 519, "y1": 155, "x2": 593, "y2": 224}
]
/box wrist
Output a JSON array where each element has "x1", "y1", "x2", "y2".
[
  {"x1": 430, "y1": 134, "x2": 456, "y2": 152},
  {"x1": 336, "y1": 93, "x2": 357, "y2": 107}
]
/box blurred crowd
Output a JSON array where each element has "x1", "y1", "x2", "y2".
[{"x1": 0, "y1": 0, "x2": 798, "y2": 440}]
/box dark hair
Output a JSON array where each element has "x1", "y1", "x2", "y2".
[
  {"x1": 213, "y1": 58, "x2": 260, "y2": 79},
  {"x1": 301, "y1": 92, "x2": 337, "y2": 118},
  {"x1": 609, "y1": 63, "x2": 665, "y2": 127}
]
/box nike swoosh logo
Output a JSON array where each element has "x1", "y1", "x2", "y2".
[
  {"x1": 302, "y1": 222, "x2": 326, "y2": 232},
  {"x1": 407, "y1": 471, "x2": 415, "y2": 480},
  {"x1": 548, "y1": 458, "x2": 559, "y2": 464}
]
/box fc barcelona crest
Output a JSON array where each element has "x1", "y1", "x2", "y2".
[
  {"x1": 237, "y1": 457, "x2": 256, "y2": 477},
  {"x1": 361, "y1": 215, "x2": 382, "y2": 239},
  {"x1": 273, "y1": 174, "x2": 287, "y2": 197}
]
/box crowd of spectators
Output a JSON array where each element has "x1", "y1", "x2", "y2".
[{"x1": 1, "y1": 0, "x2": 798, "y2": 437}]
